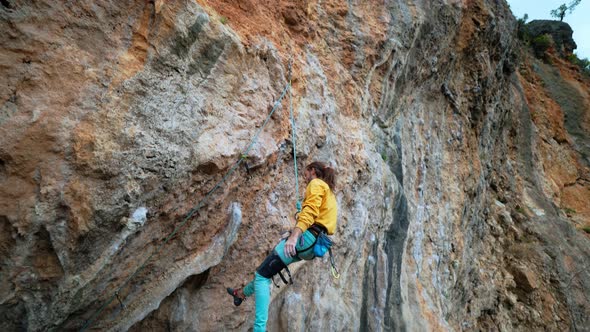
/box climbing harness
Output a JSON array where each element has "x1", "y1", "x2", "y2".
[
  {"x1": 272, "y1": 223, "x2": 340, "y2": 285},
  {"x1": 271, "y1": 266, "x2": 294, "y2": 288},
  {"x1": 257, "y1": 250, "x2": 291, "y2": 286},
  {"x1": 80, "y1": 67, "x2": 295, "y2": 332}
]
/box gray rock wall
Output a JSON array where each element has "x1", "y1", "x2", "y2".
[{"x1": 1, "y1": 0, "x2": 589, "y2": 331}]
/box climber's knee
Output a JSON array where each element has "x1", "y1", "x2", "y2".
[{"x1": 256, "y1": 251, "x2": 286, "y2": 279}]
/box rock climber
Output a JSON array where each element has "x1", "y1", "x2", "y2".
[{"x1": 227, "y1": 161, "x2": 338, "y2": 332}]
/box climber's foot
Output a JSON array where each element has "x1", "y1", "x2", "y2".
[{"x1": 227, "y1": 287, "x2": 245, "y2": 306}]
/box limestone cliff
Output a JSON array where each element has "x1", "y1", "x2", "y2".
[{"x1": 1, "y1": 0, "x2": 589, "y2": 331}]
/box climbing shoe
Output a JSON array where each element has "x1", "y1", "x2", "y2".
[{"x1": 226, "y1": 287, "x2": 245, "y2": 306}]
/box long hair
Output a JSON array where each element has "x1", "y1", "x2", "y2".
[{"x1": 306, "y1": 161, "x2": 336, "y2": 192}]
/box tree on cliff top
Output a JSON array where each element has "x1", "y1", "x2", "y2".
[{"x1": 550, "y1": 0, "x2": 581, "y2": 21}]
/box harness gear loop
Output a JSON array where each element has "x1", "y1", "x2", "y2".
[
  {"x1": 271, "y1": 266, "x2": 293, "y2": 287},
  {"x1": 272, "y1": 275, "x2": 280, "y2": 288},
  {"x1": 278, "y1": 270, "x2": 288, "y2": 285},
  {"x1": 285, "y1": 266, "x2": 293, "y2": 284}
]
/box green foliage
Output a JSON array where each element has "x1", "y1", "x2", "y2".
[
  {"x1": 582, "y1": 226, "x2": 590, "y2": 234},
  {"x1": 567, "y1": 53, "x2": 590, "y2": 76},
  {"x1": 219, "y1": 16, "x2": 228, "y2": 24},
  {"x1": 562, "y1": 207, "x2": 577, "y2": 215},
  {"x1": 531, "y1": 34, "x2": 552, "y2": 58},
  {"x1": 380, "y1": 151, "x2": 387, "y2": 161},
  {"x1": 516, "y1": 14, "x2": 530, "y2": 42},
  {"x1": 550, "y1": 0, "x2": 581, "y2": 21},
  {"x1": 551, "y1": 4, "x2": 568, "y2": 21},
  {"x1": 516, "y1": 206, "x2": 526, "y2": 214}
]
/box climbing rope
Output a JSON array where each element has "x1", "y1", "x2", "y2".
[
  {"x1": 288, "y1": 59, "x2": 302, "y2": 212},
  {"x1": 80, "y1": 81, "x2": 292, "y2": 332},
  {"x1": 287, "y1": 57, "x2": 339, "y2": 280}
]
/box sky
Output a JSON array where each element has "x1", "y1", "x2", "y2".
[{"x1": 506, "y1": 0, "x2": 590, "y2": 59}]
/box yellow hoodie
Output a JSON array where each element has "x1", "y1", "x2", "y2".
[{"x1": 295, "y1": 178, "x2": 338, "y2": 235}]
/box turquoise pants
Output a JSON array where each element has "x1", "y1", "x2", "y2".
[{"x1": 243, "y1": 231, "x2": 316, "y2": 332}]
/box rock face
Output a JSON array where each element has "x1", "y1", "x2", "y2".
[
  {"x1": 526, "y1": 20, "x2": 577, "y2": 56},
  {"x1": 1, "y1": 0, "x2": 589, "y2": 331}
]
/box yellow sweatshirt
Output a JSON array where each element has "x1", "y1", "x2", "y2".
[{"x1": 295, "y1": 178, "x2": 338, "y2": 235}]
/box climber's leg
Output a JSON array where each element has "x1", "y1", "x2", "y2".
[
  {"x1": 252, "y1": 272, "x2": 272, "y2": 332},
  {"x1": 243, "y1": 277, "x2": 255, "y2": 297},
  {"x1": 275, "y1": 230, "x2": 316, "y2": 263}
]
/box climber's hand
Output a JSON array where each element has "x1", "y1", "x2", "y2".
[{"x1": 284, "y1": 234, "x2": 298, "y2": 258}]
